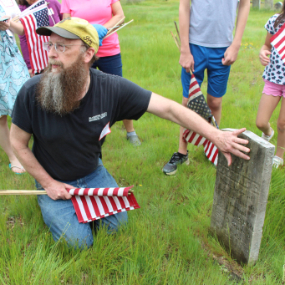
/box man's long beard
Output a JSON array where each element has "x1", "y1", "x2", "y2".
[{"x1": 36, "y1": 55, "x2": 88, "y2": 116}]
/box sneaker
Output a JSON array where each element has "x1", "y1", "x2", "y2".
[
  {"x1": 272, "y1": 155, "x2": 283, "y2": 168},
  {"x1": 262, "y1": 128, "x2": 274, "y2": 142},
  {"x1": 162, "y1": 151, "x2": 189, "y2": 175},
  {"x1": 127, "y1": 134, "x2": 141, "y2": 146}
]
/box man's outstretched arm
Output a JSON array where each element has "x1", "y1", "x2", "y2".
[
  {"x1": 10, "y1": 124, "x2": 73, "y2": 200},
  {"x1": 147, "y1": 93, "x2": 250, "y2": 165}
]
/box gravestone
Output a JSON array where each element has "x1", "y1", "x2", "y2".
[
  {"x1": 210, "y1": 129, "x2": 275, "y2": 265},
  {"x1": 265, "y1": 0, "x2": 273, "y2": 9},
  {"x1": 252, "y1": 0, "x2": 261, "y2": 9},
  {"x1": 274, "y1": 2, "x2": 283, "y2": 10}
]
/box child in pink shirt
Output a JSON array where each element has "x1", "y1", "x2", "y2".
[
  {"x1": 61, "y1": 0, "x2": 142, "y2": 146},
  {"x1": 61, "y1": 0, "x2": 120, "y2": 59}
]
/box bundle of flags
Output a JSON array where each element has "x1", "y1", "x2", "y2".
[
  {"x1": 270, "y1": 22, "x2": 285, "y2": 63},
  {"x1": 67, "y1": 186, "x2": 139, "y2": 223}
]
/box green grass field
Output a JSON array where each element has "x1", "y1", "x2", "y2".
[{"x1": 1, "y1": 1, "x2": 285, "y2": 284}]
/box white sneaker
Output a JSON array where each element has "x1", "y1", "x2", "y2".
[
  {"x1": 262, "y1": 127, "x2": 274, "y2": 142},
  {"x1": 272, "y1": 156, "x2": 283, "y2": 168}
]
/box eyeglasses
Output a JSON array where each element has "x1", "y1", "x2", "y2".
[{"x1": 43, "y1": 42, "x2": 85, "y2": 53}]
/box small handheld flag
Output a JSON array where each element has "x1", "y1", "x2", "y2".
[{"x1": 0, "y1": 186, "x2": 140, "y2": 224}]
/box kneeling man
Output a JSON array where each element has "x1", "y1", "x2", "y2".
[{"x1": 10, "y1": 18, "x2": 250, "y2": 248}]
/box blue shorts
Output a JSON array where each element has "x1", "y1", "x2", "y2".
[
  {"x1": 181, "y1": 44, "x2": 231, "y2": 98},
  {"x1": 92, "y1": 53, "x2": 122, "y2": 77}
]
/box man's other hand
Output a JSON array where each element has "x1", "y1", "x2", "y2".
[{"x1": 45, "y1": 180, "x2": 73, "y2": 200}]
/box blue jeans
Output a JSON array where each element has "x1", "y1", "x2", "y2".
[
  {"x1": 36, "y1": 159, "x2": 128, "y2": 249},
  {"x1": 91, "y1": 53, "x2": 122, "y2": 77}
]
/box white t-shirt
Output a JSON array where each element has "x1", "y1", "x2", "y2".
[{"x1": 189, "y1": 0, "x2": 239, "y2": 48}]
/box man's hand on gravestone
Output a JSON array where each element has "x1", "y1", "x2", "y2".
[
  {"x1": 215, "y1": 128, "x2": 250, "y2": 166},
  {"x1": 45, "y1": 180, "x2": 73, "y2": 200}
]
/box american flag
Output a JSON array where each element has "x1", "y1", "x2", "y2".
[
  {"x1": 183, "y1": 73, "x2": 219, "y2": 166},
  {"x1": 67, "y1": 186, "x2": 140, "y2": 223},
  {"x1": 270, "y1": 22, "x2": 285, "y2": 63},
  {"x1": 20, "y1": 0, "x2": 49, "y2": 73}
]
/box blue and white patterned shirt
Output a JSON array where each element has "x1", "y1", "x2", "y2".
[{"x1": 263, "y1": 14, "x2": 285, "y2": 85}]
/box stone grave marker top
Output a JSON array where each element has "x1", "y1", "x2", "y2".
[{"x1": 210, "y1": 129, "x2": 275, "y2": 265}]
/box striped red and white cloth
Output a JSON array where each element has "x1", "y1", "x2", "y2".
[
  {"x1": 67, "y1": 186, "x2": 139, "y2": 223},
  {"x1": 183, "y1": 73, "x2": 219, "y2": 166},
  {"x1": 188, "y1": 73, "x2": 203, "y2": 98},
  {"x1": 270, "y1": 22, "x2": 285, "y2": 63},
  {"x1": 20, "y1": 0, "x2": 49, "y2": 74},
  {"x1": 183, "y1": 127, "x2": 219, "y2": 166}
]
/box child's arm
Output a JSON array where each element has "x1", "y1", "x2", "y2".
[
  {"x1": 222, "y1": 0, "x2": 250, "y2": 65},
  {"x1": 259, "y1": 32, "x2": 272, "y2": 66},
  {"x1": 0, "y1": 18, "x2": 24, "y2": 35},
  {"x1": 179, "y1": 0, "x2": 194, "y2": 73}
]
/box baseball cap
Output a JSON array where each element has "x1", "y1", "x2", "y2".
[{"x1": 36, "y1": 17, "x2": 101, "y2": 53}]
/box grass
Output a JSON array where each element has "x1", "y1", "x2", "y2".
[{"x1": 1, "y1": 1, "x2": 285, "y2": 284}]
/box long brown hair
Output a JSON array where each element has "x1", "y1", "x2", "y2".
[
  {"x1": 17, "y1": 0, "x2": 29, "y2": 6},
  {"x1": 274, "y1": 1, "x2": 285, "y2": 28}
]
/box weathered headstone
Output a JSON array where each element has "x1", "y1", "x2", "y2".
[
  {"x1": 252, "y1": 0, "x2": 261, "y2": 9},
  {"x1": 210, "y1": 129, "x2": 275, "y2": 265},
  {"x1": 274, "y1": 2, "x2": 283, "y2": 11},
  {"x1": 265, "y1": 0, "x2": 273, "y2": 9}
]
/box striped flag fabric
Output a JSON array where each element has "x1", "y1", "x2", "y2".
[
  {"x1": 183, "y1": 73, "x2": 219, "y2": 166},
  {"x1": 67, "y1": 186, "x2": 140, "y2": 223},
  {"x1": 270, "y1": 22, "x2": 285, "y2": 63},
  {"x1": 183, "y1": 125, "x2": 219, "y2": 166},
  {"x1": 20, "y1": 0, "x2": 49, "y2": 74}
]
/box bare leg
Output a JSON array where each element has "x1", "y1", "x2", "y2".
[
  {"x1": 178, "y1": 97, "x2": 189, "y2": 155},
  {"x1": 276, "y1": 97, "x2": 285, "y2": 158},
  {"x1": 123, "y1": 119, "x2": 135, "y2": 133},
  {"x1": 207, "y1": 94, "x2": 223, "y2": 126},
  {"x1": 0, "y1": 115, "x2": 25, "y2": 173},
  {"x1": 256, "y1": 94, "x2": 280, "y2": 136}
]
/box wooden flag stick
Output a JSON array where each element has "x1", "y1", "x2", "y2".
[
  {"x1": 106, "y1": 16, "x2": 125, "y2": 35},
  {"x1": 0, "y1": 189, "x2": 134, "y2": 196},
  {"x1": 12, "y1": 16, "x2": 20, "y2": 23},
  {"x1": 0, "y1": 190, "x2": 47, "y2": 195},
  {"x1": 170, "y1": 31, "x2": 180, "y2": 50},
  {"x1": 174, "y1": 21, "x2": 180, "y2": 41},
  {"x1": 105, "y1": 20, "x2": 134, "y2": 39}
]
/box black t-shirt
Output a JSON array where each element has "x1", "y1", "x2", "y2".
[{"x1": 12, "y1": 69, "x2": 152, "y2": 181}]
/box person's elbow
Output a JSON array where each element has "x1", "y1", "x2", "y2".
[
  {"x1": 117, "y1": 12, "x2": 125, "y2": 20},
  {"x1": 10, "y1": 124, "x2": 30, "y2": 153}
]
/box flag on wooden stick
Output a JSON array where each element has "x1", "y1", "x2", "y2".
[
  {"x1": 20, "y1": 0, "x2": 49, "y2": 74},
  {"x1": 270, "y1": 22, "x2": 285, "y2": 63},
  {"x1": 171, "y1": 22, "x2": 219, "y2": 165},
  {"x1": 182, "y1": 73, "x2": 219, "y2": 166},
  {"x1": 67, "y1": 186, "x2": 139, "y2": 223},
  {"x1": 0, "y1": 186, "x2": 140, "y2": 224}
]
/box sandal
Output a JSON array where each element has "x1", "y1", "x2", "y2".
[
  {"x1": 272, "y1": 156, "x2": 283, "y2": 168},
  {"x1": 9, "y1": 163, "x2": 26, "y2": 175},
  {"x1": 262, "y1": 127, "x2": 274, "y2": 142}
]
